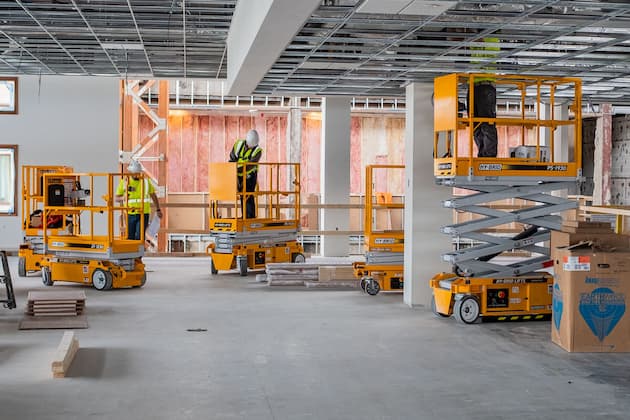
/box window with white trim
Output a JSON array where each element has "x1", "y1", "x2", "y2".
[{"x1": 0, "y1": 145, "x2": 17, "y2": 215}]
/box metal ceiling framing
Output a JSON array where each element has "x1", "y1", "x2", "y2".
[
  {"x1": 259, "y1": 0, "x2": 630, "y2": 105},
  {"x1": 2, "y1": 1, "x2": 630, "y2": 105},
  {"x1": 0, "y1": 0, "x2": 235, "y2": 77}
]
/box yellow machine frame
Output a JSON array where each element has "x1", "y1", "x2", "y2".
[
  {"x1": 40, "y1": 172, "x2": 147, "y2": 290},
  {"x1": 430, "y1": 73, "x2": 582, "y2": 323},
  {"x1": 353, "y1": 164, "x2": 405, "y2": 295},
  {"x1": 206, "y1": 162, "x2": 304, "y2": 276},
  {"x1": 18, "y1": 165, "x2": 73, "y2": 276},
  {"x1": 430, "y1": 272, "x2": 553, "y2": 323}
]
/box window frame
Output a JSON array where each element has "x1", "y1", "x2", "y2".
[
  {"x1": 0, "y1": 77, "x2": 18, "y2": 115},
  {"x1": 0, "y1": 145, "x2": 18, "y2": 216}
]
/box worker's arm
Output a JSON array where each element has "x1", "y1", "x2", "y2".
[
  {"x1": 229, "y1": 143, "x2": 238, "y2": 162},
  {"x1": 149, "y1": 192, "x2": 162, "y2": 218},
  {"x1": 114, "y1": 180, "x2": 125, "y2": 203},
  {"x1": 249, "y1": 147, "x2": 262, "y2": 163}
]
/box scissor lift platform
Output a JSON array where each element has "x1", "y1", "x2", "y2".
[
  {"x1": 207, "y1": 162, "x2": 304, "y2": 276},
  {"x1": 40, "y1": 172, "x2": 148, "y2": 290}
]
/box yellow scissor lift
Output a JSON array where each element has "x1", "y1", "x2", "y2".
[
  {"x1": 207, "y1": 162, "x2": 305, "y2": 276},
  {"x1": 430, "y1": 73, "x2": 582, "y2": 324},
  {"x1": 39, "y1": 172, "x2": 147, "y2": 290},
  {"x1": 354, "y1": 164, "x2": 405, "y2": 295},
  {"x1": 18, "y1": 165, "x2": 73, "y2": 277}
]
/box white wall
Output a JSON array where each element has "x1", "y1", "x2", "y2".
[{"x1": 0, "y1": 75, "x2": 119, "y2": 249}]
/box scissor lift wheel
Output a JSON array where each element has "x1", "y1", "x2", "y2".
[
  {"x1": 238, "y1": 256, "x2": 248, "y2": 277},
  {"x1": 365, "y1": 277, "x2": 380, "y2": 296},
  {"x1": 41, "y1": 266, "x2": 53, "y2": 286},
  {"x1": 454, "y1": 295, "x2": 481, "y2": 324},
  {"x1": 292, "y1": 253, "x2": 306, "y2": 263},
  {"x1": 92, "y1": 268, "x2": 113, "y2": 291},
  {"x1": 18, "y1": 257, "x2": 26, "y2": 277}
]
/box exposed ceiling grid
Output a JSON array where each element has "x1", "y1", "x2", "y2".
[{"x1": 1, "y1": 1, "x2": 630, "y2": 105}]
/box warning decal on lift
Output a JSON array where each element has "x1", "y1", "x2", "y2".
[{"x1": 563, "y1": 255, "x2": 591, "y2": 271}]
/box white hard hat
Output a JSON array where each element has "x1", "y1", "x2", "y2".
[
  {"x1": 246, "y1": 129, "x2": 259, "y2": 148},
  {"x1": 127, "y1": 160, "x2": 143, "y2": 174}
]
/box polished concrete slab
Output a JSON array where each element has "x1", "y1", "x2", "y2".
[{"x1": 1, "y1": 256, "x2": 629, "y2": 420}]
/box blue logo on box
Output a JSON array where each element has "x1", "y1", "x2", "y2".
[
  {"x1": 553, "y1": 283, "x2": 563, "y2": 330},
  {"x1": 578, "y1": 287, "x2": 626, "y2": 342}
]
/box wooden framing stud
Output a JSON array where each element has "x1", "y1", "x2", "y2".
[{"x1": 51, "y1": 331, "x2": 80, "y2": 378}]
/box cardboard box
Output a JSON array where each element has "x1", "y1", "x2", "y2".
[
  {"x1": 550, "y1": 230, "x2": 628, "y2": 263},
  {"x1": 552, "y1": 244, "x2": 630, "y2": 352},
  {"x1": 318, "y1": 266, "x2": 356, "y2": 282}
]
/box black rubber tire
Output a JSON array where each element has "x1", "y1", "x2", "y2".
[
  {"x1": 238, "y1": 257, "x2": 248, "y2": 277},
  {"x1": 41, "y1": 266, "x2": 53, "y2": 286},
  {"x1": 92, "y1": 268, "x2": 113, "y2": 291},
  {"x1": 18, "y1": 257, "x2": 26, "y2": 277},
  {"x1": 210, "y1": 258, "x2": 218, "y2": 275},
  {"x1": 453, "y1": 295, "x2": 481, "y2": 324},
  {"x1": 365, "y1": 278, "x2": 380, "y2": 296},
  {"x1": 431, "y1": 295, "x2": 450, "y2": 318},
  {"x1": 291, "y1": 253, "x2": 306, "y2": 263}
]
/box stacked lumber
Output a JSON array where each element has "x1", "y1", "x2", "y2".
[
  {"x1": 266, "y1": 263, "x2": 319, "y2": 286},
  {"x1": 266, "y1": 263, "x2": 358, "y2": 288},
  {"x1": 51, "y1": 331, "x2": 80, "y2": 378},
  {"x1": 26, "y1": 290, "x2": 86, "y2": 317},
  {"x1": 19, "y1": 290, "x2": 88, "y2": 330}
]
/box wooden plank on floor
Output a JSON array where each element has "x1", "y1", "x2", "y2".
[
  {"x1": 51, "y1": 331, "x2": 80, "y2": 378},
  {"x1": 19, "y1": 314, "x2": 89, "y2": 330},
  {"x1": 27, "y1": 290, "x2": 86, "y2": 301}
]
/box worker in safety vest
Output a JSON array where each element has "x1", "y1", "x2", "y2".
[
  {"x1": 229, "y1": 129, "x2": 263, "y2": 218},
  {"x1": 115, "y1": 160, "x2": 162, "y2": 240},
  {"x1": 470, "y1": 36, "x2": 500, "y2": 158}
]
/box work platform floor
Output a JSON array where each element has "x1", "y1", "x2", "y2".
[{"x1": 1, "y1": 257, "x2": 629, "y2": 420}]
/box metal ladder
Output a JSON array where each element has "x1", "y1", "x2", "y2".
[
  {"x1": 1, "y1": 250, "x2": 17, "y2": 310},
  {"x1": 441, "y1": 181, "x2": 577, "y2": 279}
]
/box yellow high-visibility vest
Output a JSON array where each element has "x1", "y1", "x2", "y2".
[
  {"x1": 233, "y1": 140, "x2": 263, "y2": 176},
  {"x1": 472, "y1": 37, "x2": 500, "y2": 83},
  {"x1": 116, "y1": 177, "x2": 154, "y2": 214}
]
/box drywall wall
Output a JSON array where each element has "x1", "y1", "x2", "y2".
[{"x1": 0, "y1": 75, "x2": 119, "y2": 249}]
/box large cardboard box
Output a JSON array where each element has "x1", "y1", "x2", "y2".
[
  {"x1": 318, "y1": 266, "x2": 356, "y2": 282},
  {"x1": 550, "y1": 228, "x2": 628, "y2": 263},
  {"x1": 552, "y1": 244, "x2": 630, "y2": 352}
]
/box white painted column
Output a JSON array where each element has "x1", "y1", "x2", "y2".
[
  {"x1": 403, "y1": 83, "x2": 452, "y2": 308},
  {"x1": 320, "y1": 97, "x2": 351, "y2": 256},
  {"x1": 540, "y1": 103, "x2": 571, "y2": 162}
]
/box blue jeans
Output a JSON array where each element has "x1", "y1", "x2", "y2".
[{"x1": 127, "y1": 213, "x2": 149, "y2": 240}]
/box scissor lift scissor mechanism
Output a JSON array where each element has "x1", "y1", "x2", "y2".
[
  {"x1": 207, "y1": 162, "x2": 304, "y2": 276},
  {"x1": 430, "y1": 73, "x2": 583, "y2": 323}
]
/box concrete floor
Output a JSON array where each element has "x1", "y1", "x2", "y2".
[{"x1": 1, "y1": 256, "x2": 630, "y2": 420}]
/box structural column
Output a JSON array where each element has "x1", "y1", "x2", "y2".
[
  {"x1": 403, "y1": 83, "x2": 451, "y2": 308},
  {"x1": 320, "y1": 97, "x2": 350, "y2": 257},
  {"x1": 593, "y1": 103, "x2": 613, "y2": 205}
]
